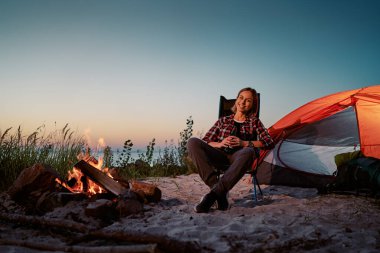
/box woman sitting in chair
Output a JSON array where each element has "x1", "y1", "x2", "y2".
[{"x1": 187, "y1": 87, "x2": 274, "y2": 213}]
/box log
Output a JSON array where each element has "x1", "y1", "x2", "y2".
[
  {"x1": 7, "y1": 163, "x2": 63, "y2": 198},
  {"x1": 85, "y1": 199, "x2": 117, "y2": 221},
  {"x1": 89, "y1": 230, "x2": 201, "y2": 253},
  {"x1": 0, "y1": 212, "x2": 200, "y2": 253},
  {"x1": 130, "y1": 181, "x2": 161, "y2": 203},
  {"x1": 116, "y1": 190, "x2": 144, "y2": 217},
  {"x1": 109, "y1": 168, "x2": 130, "y2": 189},
  {"x1": 0, "y1": 239, "x2": 158, "y2": 253},
  {"x1": 36, "y1": 192, "x2": 88, "y2": 214},
  {"x1": 7, "y1": 163, "x2": 69, "y2": 214},
  {"x1": 74, "y1": 160, "x2": 128, "y2": 196},
  {"x1": 0, "y1": 212, "x2": 96, "y2": 233}
]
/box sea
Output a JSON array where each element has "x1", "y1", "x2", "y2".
[{"x1": 94, "y1": 148, "x2": 173, "y2": 166}]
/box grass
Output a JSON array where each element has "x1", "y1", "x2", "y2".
[
  {"x1": 0, "y1": 124, "x2": 85, "y2": 190},
  {"x1": 0, "y1": 117, "x2": 196, "y2": 191}
]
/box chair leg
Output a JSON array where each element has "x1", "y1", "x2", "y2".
[
  {"x1": 252, "y1": 175, "x2": 258, "y2": 202},
  {"x1": 252, "y1": 174, "x2": 263, "y2": 203},
  {"x1": 254, "y1": 175, "x2": 263, "y2": 196}
]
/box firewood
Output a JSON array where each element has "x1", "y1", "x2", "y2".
[
  {"x1": 74, "y1": 160, "x2": 128, "y2": 196},
  {"x1": 7, "y1": 163, "x2": 69, "y2": 214},
  {"x1": 57, "y1": 192, "x2": 88, "y2": 203},
  {"x1": 7, "y1": 163, "x2": 62, "y2": 198},
  {"x1": 0, "y1": 212, "x2": 200, "y2": 253},
  {"x1": 0, "y1": 238, "x2": 158, "y2": 253},
  {"x1": 36, "y1": 192, "x2": 88, "y2": 214},
  {"x1": 0, "y1": 212, "x2": 96, "y2": 233},
  {"x1": 115, "y1": 190, "x2": 144, "y2": 217},
  {"x1": 89, "y1": 229, "x2": 201, "y2": 253},
  {"x1": 130, "y1": 181, "x2": 162, "y2": 203},
  {"x1": 114, "y1": 177, "x2": 130, "y2": 189},
  {"x1": 85, "y1": 199, "x2": 117, "y2": 221},
  {"x1": 108, "y1": 168, "x2": 130, "y2": 189}
]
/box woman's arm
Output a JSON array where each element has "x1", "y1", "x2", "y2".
[
  {"x1": 242, "y1": 140, "x2": 265, "y2": 148},
  {"x1": 254, "y1": 119, "x2": 274, "y2": 149}
]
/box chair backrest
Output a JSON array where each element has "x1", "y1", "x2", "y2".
[{"x1": 218, "y1": 93, "x2": 260, "y2": 118}]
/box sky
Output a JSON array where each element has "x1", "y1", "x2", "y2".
[{"x1": 1, "y1": 0, "x2": 379, "y2": 149}]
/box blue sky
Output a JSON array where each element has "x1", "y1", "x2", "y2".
[{"x1": 1, "y1": 0, "x2": 379, "y2": 149}]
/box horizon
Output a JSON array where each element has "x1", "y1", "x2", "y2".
[{"x1": 1, "y1": 0, "x2": 379, "y2": 149}]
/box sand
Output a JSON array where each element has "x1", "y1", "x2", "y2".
[{"x1": 1, "y1": 173, "x2": 380, "y2": 252}]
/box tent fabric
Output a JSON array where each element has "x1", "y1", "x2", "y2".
[
  {"x1": 256, "y1": 85, "x2": 380, "y2": 188},
  {"x1": 286, "y1": 107, "x2": 359, "y2": 146}
]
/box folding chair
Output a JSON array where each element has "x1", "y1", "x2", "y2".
[{"x1": 218, "y1": 94, "x2": 263, "y2": 202}]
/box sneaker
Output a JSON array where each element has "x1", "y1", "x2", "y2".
[
  {"x1": 216, "y1": 193, "x2": 229, "y2": 211},
  {"x1": 194, "y1": 191, "x2": 217, "y2": 213}
]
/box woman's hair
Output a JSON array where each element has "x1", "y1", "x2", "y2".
[{"x1": 231, "y1": 87, "x2": 258, "y2": 116}]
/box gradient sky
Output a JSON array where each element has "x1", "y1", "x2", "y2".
[{"x1": 1, "y1": 0, "x2": 379, "y2": 149}]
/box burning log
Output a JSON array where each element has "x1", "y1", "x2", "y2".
[
  {"x1": 108, "y1": 168, "x2": 130, "y2": 189},
  {"x1": 130, "y1": 181, "x2": 162, "y2": 203},
  {"x1": 74, "y1": 160, "x2": 128, "y2": 196}
]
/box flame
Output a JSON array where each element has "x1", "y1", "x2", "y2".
[
  {"x1": 97, "y1": 137, "x2": 106, "y2": 150},
  {"x1": 57, "y1": 135, "x2": 116, "y2": 196},
  {"x1": 66, "y1": 154, "x2": 114, "y2": 196}
]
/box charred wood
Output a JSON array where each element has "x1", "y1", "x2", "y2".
[{"x1": 74, "y1": 160, "x2": 127, "y2": 196}]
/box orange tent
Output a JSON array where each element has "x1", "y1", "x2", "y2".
[{"x1": 257, "y1": 85, "x2": 380, "y2": 187}]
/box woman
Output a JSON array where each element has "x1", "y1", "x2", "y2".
[{"x1": 187, "y1": 87, "x2": 274, "y2": 213}]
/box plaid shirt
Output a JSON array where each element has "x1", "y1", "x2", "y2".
[{"x1": 202, "y1": 114, "x2": 274, "y2": 149}]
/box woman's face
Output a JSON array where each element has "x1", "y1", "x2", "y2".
[{"x1": 235, "y1": 90, "x2": 254, "y2": 114}]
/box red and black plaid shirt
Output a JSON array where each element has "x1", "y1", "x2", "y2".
[{"x1": 202, "y1": 114, "x2": 274, "y2": 149}]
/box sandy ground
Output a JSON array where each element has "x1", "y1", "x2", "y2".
[{"x1": 1, "y1": 173, "x2": 380, "y2": 252}]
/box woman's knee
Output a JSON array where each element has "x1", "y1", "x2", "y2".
[
  {"x1": 236, "y1": 148, "x2": 256, "y2": 162},
  {"x1": 186, "y1": 137, "x2": 203, "y2": 152}
]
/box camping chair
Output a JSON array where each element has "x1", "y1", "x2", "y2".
[{"x1": 218, "y1": 94, "x2": 263, "y2": 202}]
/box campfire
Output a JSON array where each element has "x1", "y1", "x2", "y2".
[
  {"x1": 6, "y1": 157, "x2": 161, "y2": 218},
  {"x1": 0, "y1": 160, "x2": 200, "y2": 253},
  {"x1": 65, "y1": 157, "x2": 110, "y2": 195}
]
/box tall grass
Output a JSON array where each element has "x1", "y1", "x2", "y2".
[
  {"x1": 0, "y1": 117, "x2": 196, "y2": 191},
  {"x1": 0, "y1": 124, "x2": 85, "y2": 191}
]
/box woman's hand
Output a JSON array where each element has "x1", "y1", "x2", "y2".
[
  {"x1": 221, "y1": 136, "x2": 242, "y2": 148},
  {"x1": 208, "y1": 136, "x2": 242, "y2": 149}
]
